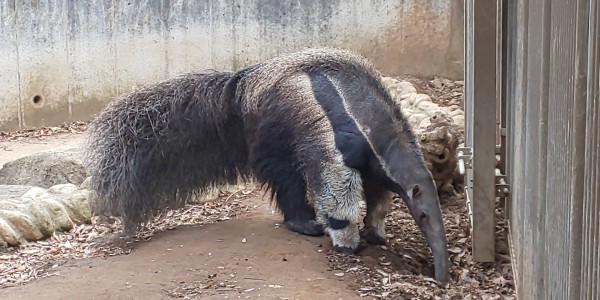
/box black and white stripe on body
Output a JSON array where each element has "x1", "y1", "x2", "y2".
[
  {"x1": 240, "y1": 51, "x2": 440, "y2": 254},
  {"x1": 308, "y1": 70, "x2": 415, "y2": 248},
  {"x1": 308, "y1": 69, "x2": 451, "y2": 283}
]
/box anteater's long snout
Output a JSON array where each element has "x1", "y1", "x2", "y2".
[
  {"x1": 426, "y1": 225, "x2": 451, "y2": 282},
  {"x1": 404, "y1": 180, "x2": 451, "y2": 283}
]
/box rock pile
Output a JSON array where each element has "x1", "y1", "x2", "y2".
[{"x1": 0, "y1": 182, "x2": 92, "y2": 248}]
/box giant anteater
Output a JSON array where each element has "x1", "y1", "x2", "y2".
[{"x1": 85, "y1": 47, "x2": 450, "y2": 282}]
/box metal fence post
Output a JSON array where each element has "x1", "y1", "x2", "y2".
[{"x1": 462, "y1": 0, "x2": 498, "y2": 262}]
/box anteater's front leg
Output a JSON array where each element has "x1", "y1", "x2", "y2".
[
  {"x1": 360, "y1": 176, "x2": 393, "y2": 245},
  {"x1": 304, "y1": 160, "x2": 364, "y2": 253}
]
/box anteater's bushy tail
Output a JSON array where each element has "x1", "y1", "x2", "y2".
[{"x1": 84, "y1": 71, "x2": 251, "y2": 233}]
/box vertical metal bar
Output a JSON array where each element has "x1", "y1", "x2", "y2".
[
  {"x1": 501, "y1": 0, "x2": 522, "y2": 293},
  {"x1": 464, "y1": 0, "x2": 497, "y2": 262},
  {"x1": 502, "y1": 0, "x2": 517, "y2": 220},
  {"x1": 499, "y1": 0, "x2": 510, "y2": 191},
  {"x1": 463, "y1": 0, "x2": 475, "y2": 240},
  {"x1": 495, "y1": 0, "x2": 503, "y2": 157}
]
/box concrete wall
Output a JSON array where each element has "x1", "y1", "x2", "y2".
[{"x1": 0, "y1": 0, "x2": 464, "y2": 131}]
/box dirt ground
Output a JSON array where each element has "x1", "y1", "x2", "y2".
[
  {"x1": 0, "y1": 133, "x2": 85, "y2": 166},
  {"x1": 0, "y1": 131, "x2": 361, "y2": 299},
  {"x1": 0, "y1": 192, "x2": 362, "y2": 300}
]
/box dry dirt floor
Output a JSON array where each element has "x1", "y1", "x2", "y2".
[
  {"x1": 0, "y1": 77, "x2": 515, "y2": 299},
  {"x1": 1, "y1": 190, "x2": 362, "y2": 300}
]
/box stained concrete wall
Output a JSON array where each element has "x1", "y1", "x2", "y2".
[{"x1": 0, "y1": 0, "x2": 464, "y2": 131}]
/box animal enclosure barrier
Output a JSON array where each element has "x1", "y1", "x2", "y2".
[
  {"x1": 0, "y1": 0, "x2": 463, "y2": 132},
  {"x1": 464, "y1": 0, "x2": 600, "y2": 299},
  {"x1": 461, "y1": 0, "x2": 499, "y2": 264}
]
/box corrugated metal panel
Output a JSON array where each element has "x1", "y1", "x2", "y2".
[
  {"x1": 581, "y1": 1, "x2": 600, "y2": 298},
  {"x1": 545, "y1": 0, "x2": 588, "y2": 298},
  {"x1": 522, "y1": 0, "x2": 552, "y2": 299},
  {"x1": 467, "y1": 0, "x2": 600, "y2": 298}
]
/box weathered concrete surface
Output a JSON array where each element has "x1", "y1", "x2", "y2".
[{"x1": 0, "y1": 0, "x2": 463, "y2": 131}]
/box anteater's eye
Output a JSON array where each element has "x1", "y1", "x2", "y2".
[{"x1": 420, "y1": 212, "x2": 428, "y2": 220}]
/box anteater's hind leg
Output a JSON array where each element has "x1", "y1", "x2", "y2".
[
  {"x1": 267, "y1": 165, "x2": 324, "y2": 236},
  {"x1": 250, "y1": 123, "x2": 324, "y2": 237},
  {"x1": 360, "y1": 176, "x2": 393, "y2": 245}
]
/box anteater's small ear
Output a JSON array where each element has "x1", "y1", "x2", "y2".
[{"x1": 407, "y1": 184, "x2": 422, "y2": 200}]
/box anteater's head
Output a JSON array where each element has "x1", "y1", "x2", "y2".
[
  {"x1": 372, "y1": 104, "x2": 450, "y2": 282},
  {"x1": 376, "y1": 122, "x2": 451, "y2": 283}
]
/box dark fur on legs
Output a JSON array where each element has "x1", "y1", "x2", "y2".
[{"x1": 249, "y1": 113, "x2": 323, "y2": 236}]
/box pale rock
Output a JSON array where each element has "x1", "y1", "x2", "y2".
[
  {"x1": 452, "y1": 115, "x2": 465, "y2": 127},
  {"x1": 48, "y1": 183, "x2": 80, "y2": 194},
  {"x1": 79, "y1": 176, "x2": 92, "y2": 190},
  {"x1": 0, "y1": 217, "x2": 22, "y2": 247},
  {"x1": 0, "y1": 210, "x2": 44, "y2": 241},
  {"x1": 59, "y1": 189, "x2": 92, "y2": 224},
  {"x1": 430, "y1": 78, "x2": 443, "y2": 89},
  {"x1": 0, "y1": 183, "x2": 93, "y2": 248},
  {"x1": 0, "y1": 147, "x2": 88, "y2": 188}
]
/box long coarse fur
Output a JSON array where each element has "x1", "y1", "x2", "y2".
[
  {"x1": 85, "y1": 47, "x2": 415, "y2": 235},
  {"x1": 85, "y1": 71, "x2": 251, "y2": 233}
]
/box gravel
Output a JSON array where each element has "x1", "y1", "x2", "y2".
[{"x1": 403, "y1": 76, "x2": 465, "y2": 108}]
